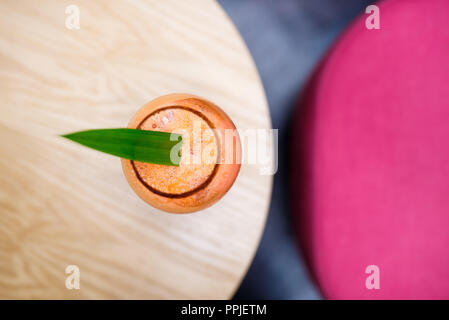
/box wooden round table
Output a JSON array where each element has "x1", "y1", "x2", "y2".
[{"x1": 0, "y1": 0, "x2": 272, "y2": 299}]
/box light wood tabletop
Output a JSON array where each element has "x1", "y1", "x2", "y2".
[{"x1": 0, "y1": 0, "x2": 272, "y2": 299}]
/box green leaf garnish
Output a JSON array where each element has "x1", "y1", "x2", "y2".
[{"x1": 61, "y1": 128, "x2": 183, "y2": 166}]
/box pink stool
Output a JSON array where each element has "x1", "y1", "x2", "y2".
[{"x1": 291, "y1": 0, "x2": 449, "y2": 299}]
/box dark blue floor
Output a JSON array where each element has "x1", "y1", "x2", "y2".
[{"x1": 217, "y1": 0, "x2": 373, "y2": 300}]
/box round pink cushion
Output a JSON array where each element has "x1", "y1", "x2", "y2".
[{"x1": 291, "y1": 0, "x2": 449, "y2": 299}]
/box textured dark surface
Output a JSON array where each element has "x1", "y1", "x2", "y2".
[{"x1": 218, "y1": 0, "x2": 373, "y2": 299}]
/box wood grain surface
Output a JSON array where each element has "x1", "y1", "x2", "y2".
[{"x1": 0, "y1": 0, "x2": 272, "y2": 299}]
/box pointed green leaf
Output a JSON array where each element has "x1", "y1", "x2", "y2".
[{"x1": 61, "y1": 128, "x2": 183, "y2": 166}]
